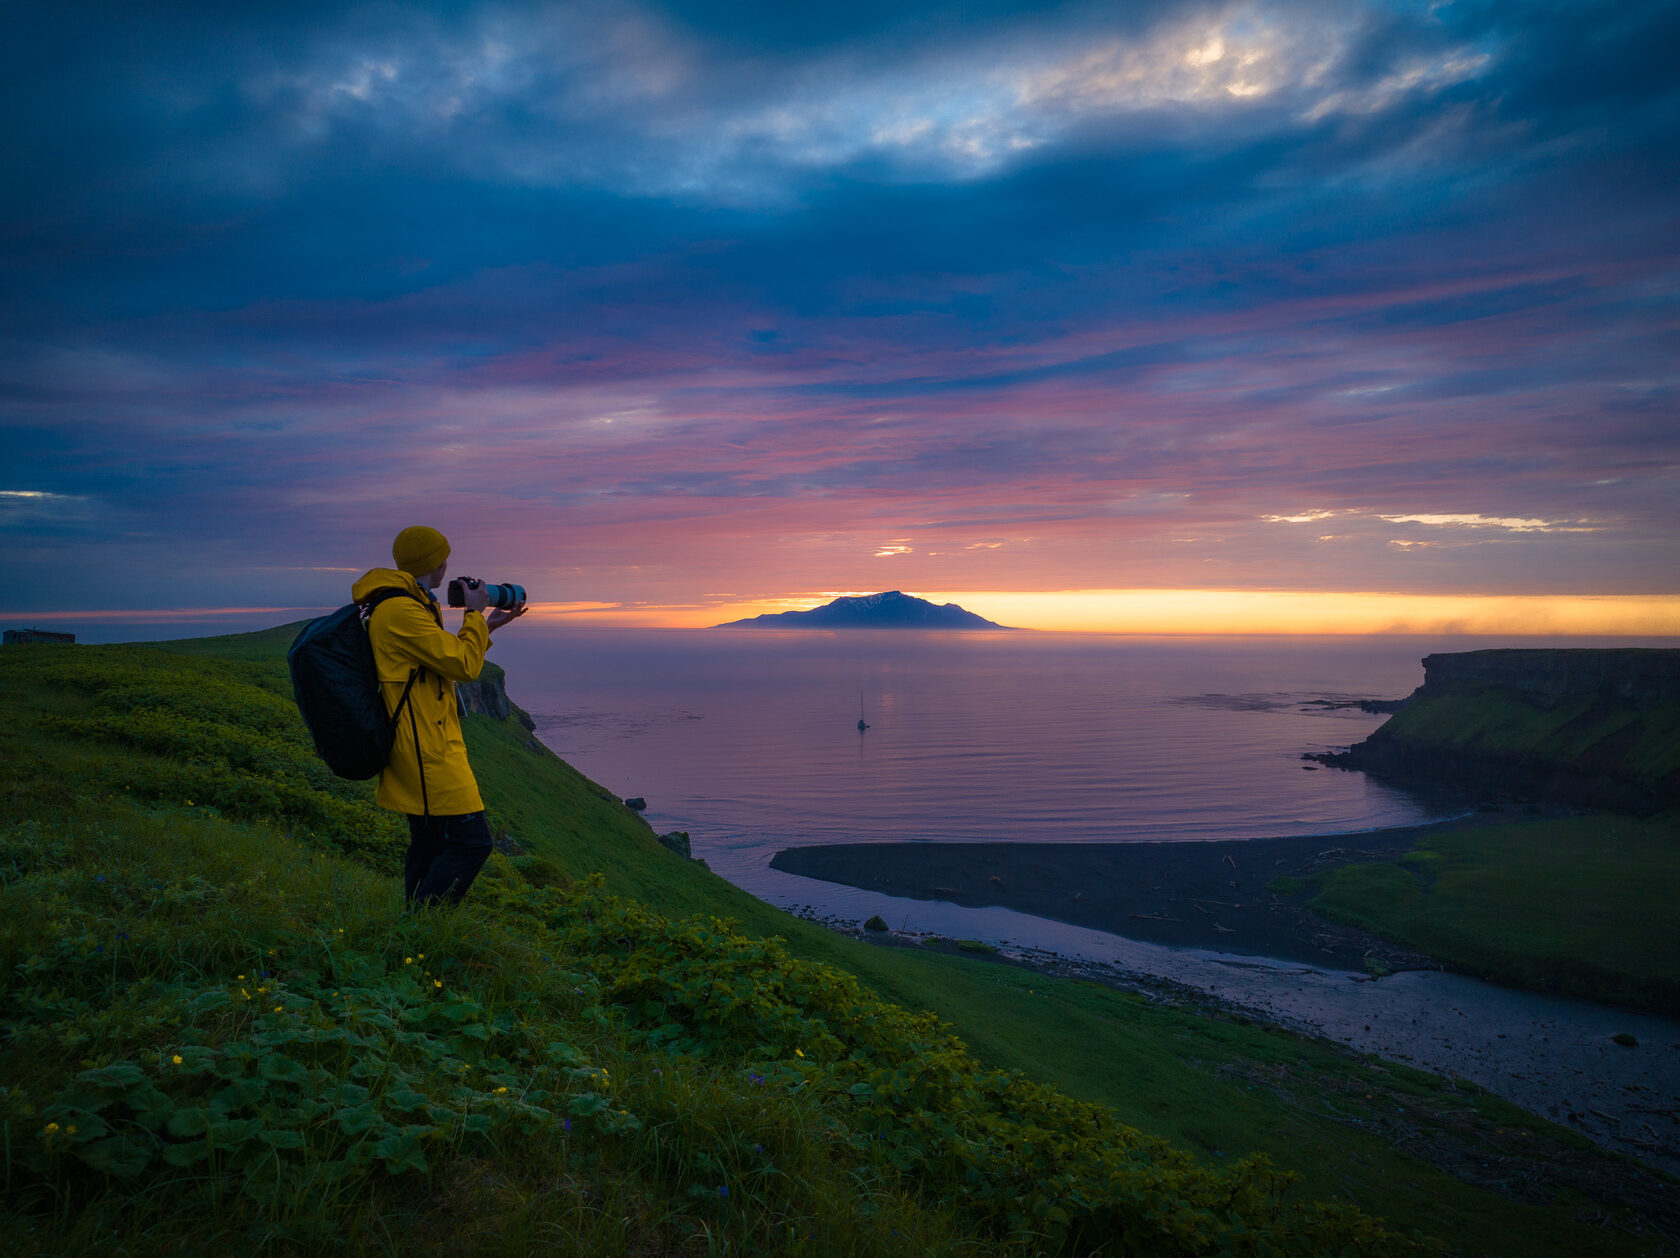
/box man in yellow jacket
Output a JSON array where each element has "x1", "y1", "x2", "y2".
[{"x1": 351, "y1": 525, "x2": 526, "y2": 906}]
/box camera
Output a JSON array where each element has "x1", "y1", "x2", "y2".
[{"x1": 446, "y1": 577, "x2": 527, "y2": 611}]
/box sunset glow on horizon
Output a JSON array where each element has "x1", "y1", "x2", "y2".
[
  {"x1": 920, "y1": 590, "x2": 1680, "y2": 638},
  {"x1": 503, "y1": 589, "x2": 1680, "y2": 637},
  {"x1": 16, "y1": 589, "x2": 1679, "y2": 640}
]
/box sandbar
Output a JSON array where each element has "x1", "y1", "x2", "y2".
[{"x1": 769, "y1": 816, "x2": 1491, "y2": 971}]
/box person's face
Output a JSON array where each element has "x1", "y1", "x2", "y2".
[{"x1": 422, "y1": 560, "x2": 447, "y2": 590}]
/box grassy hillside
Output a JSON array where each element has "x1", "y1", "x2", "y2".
[
  {"x1": 1307, "y1": 813, "x2": 1680, "y2": 1014},
  {"x1": 1, "y1": 628, "x2": 1673, "y2": 1256},
  {"x1": 1337, "y1": 687, "x2": 1680, "y2": 814}
]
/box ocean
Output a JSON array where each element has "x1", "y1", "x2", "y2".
[{"x1": 488, "y1": 629, "x2": 1467, "y2": 913}]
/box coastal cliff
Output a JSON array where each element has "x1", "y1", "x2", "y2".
[
  {"x1": 1317, "y1": 648, "x2": 1680, "y2": 813},
  {"x1": 455, "y1": 660, "x2": 535, "y2": 730}
]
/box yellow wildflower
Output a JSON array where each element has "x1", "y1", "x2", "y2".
[
  {"x1": 66, "y1": 1125, "x2": 76, "y2": 1136},
  {"x1": 795, "y1": 1048, "x2": 804, "y2": 1058},
  {"x1": 495, "y1": 1086, "x2": 508, "y2": 1094},
  {"x1": 433, "y1": 979, "x2": 442, "y2": 988},
  {"x1": 44, "y1": 1122, "x2": 59, "y2": 1135},
  {"x1": 172, "y1": 1055, "x2": 183, "y2": 1065}
]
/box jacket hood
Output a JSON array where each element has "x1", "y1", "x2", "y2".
[{"x1": 352, "y1": 567, "x2": 432, "y2": 604}]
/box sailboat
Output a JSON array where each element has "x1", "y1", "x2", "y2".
[{"x1": 857, "y1": 691, "x2": 869, "y2": 732}]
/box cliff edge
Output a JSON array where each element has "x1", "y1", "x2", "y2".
[
  {"x1": 1316, "y1": 648, "x2": 1680, "y2": 814},
  {"x1": 455, "y1": 660, "x2": 536, "y2": 731}
]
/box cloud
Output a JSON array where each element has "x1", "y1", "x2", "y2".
[
  {"x1": 1265, "y1": 509, "x2": 1594, "y2": 534},
  {"x1": 1261, "y1": 509, "x2": 1338, "y2": 524},
  {"x1": 1374, "y1": 512, "x2": 1582, "y2": 533},
  {"x1": 2, "y1": 1, "x2": 1676, "y2": 621},
  {"x1": 0, "y1": 489, "x2": 101, "y2": 531}
]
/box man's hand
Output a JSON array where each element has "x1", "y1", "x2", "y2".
[
  {"x1": 459, "y1": 578, "x2": 490, "y2": 614},
  {"x1": 486, "y1": 602, "x2": 527, "y2": 631}
]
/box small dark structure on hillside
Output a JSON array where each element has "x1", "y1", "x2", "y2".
[{"x1": 4, "y1": 628, "x2": 75, "y2": 645}]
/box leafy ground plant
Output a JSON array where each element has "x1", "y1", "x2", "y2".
[{"x1": 0, "y1": 803, "x2": 1428, "y2": 1256}]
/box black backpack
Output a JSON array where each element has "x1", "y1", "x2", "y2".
[{"x1": 287, "y1": 588, "x2": 426, "y2": 779}]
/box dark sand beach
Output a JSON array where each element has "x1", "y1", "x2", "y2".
[{"x1": 770, "y1": 816, "x2": 1491, "y2": 970}]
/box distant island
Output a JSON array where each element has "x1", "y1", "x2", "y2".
[{"x1": 715, "y1": 590, "x2": 1011, "y2": 630}]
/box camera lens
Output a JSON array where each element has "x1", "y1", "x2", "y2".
[{"x1": 446, "y1": 579, "x2": 524, "y2": 609}]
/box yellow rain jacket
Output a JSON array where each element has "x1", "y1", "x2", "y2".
[{"x1": 351, "y1": 567, "x2": 491, "y2": 816}]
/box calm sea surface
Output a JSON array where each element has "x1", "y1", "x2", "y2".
[{"x1": 490, "y1": 630, "x2": 1469, "y2": 903}]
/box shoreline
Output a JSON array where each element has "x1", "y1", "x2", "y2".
[
  {"x1": 771, "y1": 816, "x2": 1680, "y2": 1179},
  {"x1": 769, "y1": 813, "x2": 1498, "y2": 973}
]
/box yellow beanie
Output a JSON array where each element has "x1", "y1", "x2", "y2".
[{"x1": 392, "y1": 525, "x2": 451, "y2": 576}]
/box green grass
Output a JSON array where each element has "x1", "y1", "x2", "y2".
[
  {"x1": 1310, "y1": 814, "x2": 1680, "y2": 1014},
  {"x1": 1368, "y1": 691, "x2": 1680, "y2": 796},
  {"x1": 0, "y1": 631, "x2": 1673, "y2": 1256},
  {"x1": 0, "y1": 803, "x2": 977, "y2": 1256}
]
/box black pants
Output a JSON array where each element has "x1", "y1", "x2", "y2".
[{"x1": 404, "y1": 811, "x2": 493, "y2": 907}]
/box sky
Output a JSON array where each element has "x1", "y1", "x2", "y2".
[{"x1": 2, "y1": 0, "x2": 1677, "y2": 636}]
